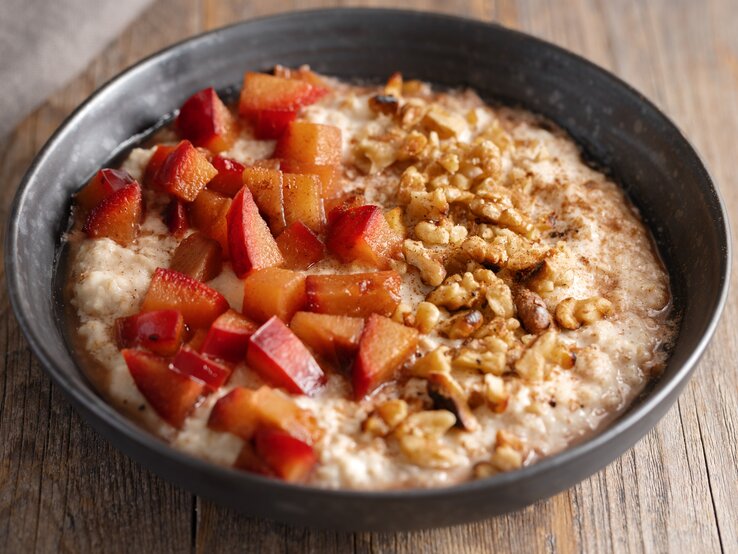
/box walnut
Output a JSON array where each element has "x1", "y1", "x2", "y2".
[
  {"x1": 376, "y1": 399, "x2": 409, "y2": 428},
  {"x1": 461, "y1": 235, "x2": 508, "y2": 267},
  {"x1": 440, "y1": 309, "x2": 484, "y2": 339},
  {"x1": 555, "y1": 297, "x2": 614, "y2": 330},
  {"x1": 411, "y1": 347, "x2": 452, "y2": 377},
  {"x1": 414, "y1": 301, "x2": 441, "y2": 334},
  {"x1": 403, "y1": 240, "x2": 447, "y2": 286},
  {"x1": 405, "y1": 190, "x2": 449, "y2": 221},
  {"x1": 398, "y1": 166, "x2": 427, "y2": 204},
  {"x1": 427, "y1": 372, "x2": 479, "y2": 431},
  {"x1": 513, "y1": 287, "x2": 551, "y2": 334},
  {"x1": 497, "y1": 208, "x2": 540, "y2": 240},
  {"x1": 423, "y1": 105, "x2": 467, "y2": 138},
  {"x1": 354, "y1": 136, "x2": 398, "y2": 174},
  {"x1": 490, "y1": 433, "x2": 524, "y2": 472},
  {"x1": 397, "y1": 130, "x2": 428, "y2": 161},
  {"x1": 395, "y1": 410, "x2": 459, "y2": 468},
  {"x1": 399, "y1": 99, "x2": 428, "y2": 129},
  {"x1": 427, "y1": 273, "x2": 479, "y2": 310},
  {"x1": 483, "y1": 374, "x2": 509, "y2": 413},
  {"x1": 384, "y1": 207, "x2": 406, "y2": 237},
  {"x1": 514, "y1": 330, "x2": 575, "y2": 380},
  {"x1": 368, "y1": 94, "x2": 399, "y2": 115},
  {"x1": 415, "y1": 220, "x2": 450, "y2": 245},
  {"x1": 384, "y1": 72, "x2": 403, "y2": 97},
  {"x1": 452, "y1": 348, "x2": 507, "y2": 376}
]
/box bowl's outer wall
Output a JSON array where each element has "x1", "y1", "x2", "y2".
[{"x1": 6, "y1": 10, "x2": 729, "y2": 531}]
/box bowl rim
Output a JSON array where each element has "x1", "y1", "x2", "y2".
[{"x1": 4, "y1": 7, "x2": 732, "y2": 501}]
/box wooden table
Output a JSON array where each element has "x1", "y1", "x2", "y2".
[{"x1": 1, "y1": 1, "x2": 735, "y2": 552}]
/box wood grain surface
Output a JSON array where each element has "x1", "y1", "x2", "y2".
[{"x1": 1, "y1": 0, "x2": 736, "y2": 552}]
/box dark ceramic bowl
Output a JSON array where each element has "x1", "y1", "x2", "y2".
[{"x1": 5, "y1": 8, "x2": 731, "y2": 531}]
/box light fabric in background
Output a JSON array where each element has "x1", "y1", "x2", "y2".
[{"x1": 0, "y1": 0, "x2": 153, "y2": 137}]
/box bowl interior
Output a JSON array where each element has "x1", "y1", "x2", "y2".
[{"x1": 5, "y1": 9, "x2": 729, "y2": 530}]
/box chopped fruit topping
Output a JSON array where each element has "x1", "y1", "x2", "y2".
[
  {"x1": 353, "y1": 314, "x2": 419, "y2": 399},
  {"x1": 290, "y1": 312, "x2": 363, "y2": 366},
  {"x1": 115, "y1": 310, "x2": 185, "y2": 357},
  {"x1": 247, "y1": 316, "x2": 324, "y2": 395},
  {"x1": 122, "y1": 348, "x2": 204, "y2": 428},
  {"x1": 249, "y1": 109, "x2": 298, "y2": 140},
  {"x1": 201, "y1": 309, "x2": 259, "y2": 363},
  {"x1": 153, "y1": 140, "x2": 218, "y2": 202},
  {"x1": 207, "y1": 155, "x2": 246, "y2": 197},
  {"x1": 187, "y1": 328, "x2": 209, "y2": 351},
  {"x1": 208, "y1": 385, "x2": 320, "y2": 443},
  {"x1": 282, "y1": 173, "x2": 325, "y2": 233},
  {"x1": 305, "y1": 271, "x2": 402, "y2": 318},
  {"x1": 233, "y1": 442, "x2": 271, "y2": 474},
  {"x1": 279, "y1": 159, "x2": 340, "y2": 199},
  {"x1": 274, "y1": 121, "x2": 342, "y2": 166},
  {"x1": 189, "y1": 188, "x2": 231, "y2": 256},
  {"x1": 226, "y1": 186, "x2": 284, "y2": 278},
  {"x1": 274, "y1": 65, "x2": 330, "y2": 90},
  {"x1": 239, "y1": 72, "x2": 325, "y2": 114},
  {"x1": 82, "y1": 182, "x2": 143, "y2": 245},
  {"x1": 141, "y1": 268, "x2": 229, "y2": 329},
  {"x1": 326, "y1": 204, "x2": 402, "y2": 269},
  {"x1": 254, "y1": 427, "x2": 317, "y2": 483},
  {"x1": 76, "y1": 168, "x2": 136, "y2": 212},
  {"x1": 171, "y1": 347, "x2": 232, "y2": 391},
  {"x1": 242, "y1": 167, "x2": 286, "y2": 233},
  {"x1": 275, "y1": 221, "x2": 325, "y2": 270},
  {"x1": 325, "y1": 193, "x2": 366, "y2": 225},
  {"x1": 144, "y1": 144, "x2": 176, "y2": 187},
  {"x1": 207, "y1": 387, "x2": 259, "y2": 439},
  {"x1": 169, "y1": 232, "x2": 223, "y2": 282},
  {"x1": 176, "y1": 88, "x2": 237, "y2": 153},
  {"x1": 242, "y1": 267, "x2": 307, "y2": 323},
  {"x1": 165, "y1": 199, "x2": 189, "y2": 236}
]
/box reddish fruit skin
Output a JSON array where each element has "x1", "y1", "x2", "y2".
[
  {"x1": 153, "y1": 140, "x2": 218, "y2": 202},
  {"x1": 115, "y1": 310, "x2": 185, "y2": 356},
  {"x1": 165, "y1": 200, "x2": 189, "y2": 236},
  {"x1": 326, "y1": 204, "x2": 402, "y2": 269},
  {"x1": 207, "y1": 156, "x2": 246, "y2": 197},
  {"x1": 305, "y1": 271, "x2": 402, "y2": 318},
  {"x1": 242, "y1": 268, "x2": 307, "y2": 323},
  {"x1": 239, "y1": 72, "x2": 324, "y2": 114},
  {"x1": 122, "y1": 348, "x2": 204, "y2": 428},
  {"x1": 353, "y1": 314, "x2": 419, "y2": 399},
  {"x1": 76, "y1": 168, "x2": 136, "y2": 212},
  {"x1": 254, "y1": 427, "x2": 317, "y2": 483},
  {"x1": 171, "y1": 347, "x2": 233, "y2": 390},
  {"x1": 226, "y1": 187, "x2": 284, "y2": 278},
  {"x1": 290, "y1": 311, "x2": 363, "y2": 366},
  {"x1": 242, "y1": 167, "x2": 285, "y2": 234},
  {"x1": 207, "y1": 388, "x2": 259, "y2": 439},
  {"x1": 325, "y1": 194, "x2": 366, "y2": 225},
  {"x1": 144, "y1": 144, "x2": 176, "y2": 187},
  {"x1": 247, "y1": 316, "x2": 324, "y2": 395},
  {"x1": 83, "y1": 182, "x2": 143, "y2": 245},
  {"x1": 201, "y1": 309, "x2": 259, "y2": 363},
  {"x1": 141, "y1": 267, "x2": 229, "y2": 329},
  {"x1": 176, "y1": 88, "x2": 237, "y2": 153},
  {"x1": 249, "y1": 109, "x2": 297, "y2": 139},
  {"x1": 276, "y1": 221, "x2": 325, "y2": 270},
  {"x1": 274, "y1": 121, "x2": 342, "y2": 166},
  {"x1": 187, "y1": 328, "x2": 209, "y2": 352}
]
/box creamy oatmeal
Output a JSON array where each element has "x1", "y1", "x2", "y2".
[{"x1": 66, "y1": 68, "x2": 675, "y2": 489}]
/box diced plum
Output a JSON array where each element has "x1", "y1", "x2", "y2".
[
  {"x1": 144, "y1": 144, "x2": 177, "y2": 187},
  {"x1": 273, "y1": 121, "x2": 342, "y2": 166},
  {"x1": 305, "y1": 271, "x2": 402, "y2": 318},
  {"x1": 176, "y1": 87, "x2": 237, "y2": 153},
  {"x1": 247, "y1": 316, "x2": 324, "y2": 395},
  {"x1": 165, "y1": 199, "x2": 189, "y2": 236},
  {"x1": 153, "y1": 140, "x2": 218, "y2": 202},
  {"x1": 187, "y1": 328, "x2": 209, "y2": 351},
  {"x1": 275, "y1": 221, "x2": 325, "y2": 270},
  {"x1": 242, "y1": 167, "x2": 286, "y2": 234},
  {"x1": 226, "y1": 186, "x2": 284, "y2": 278},
  {"x1": 290, "y1": 311, "x2": 363, "y2": 365},
  {"x1": 207, "y1": 155, "x2": 246, "y2": 197},
  {"x1": 254, "y1": 427, "x2": 317, "y2": 483},
  {"x1": 249, "y1": 109, "x2": 298, "y2": 139},
  {"x1": 279, "y1": 158, "x2": 340, "y2": 199},
  {"x1": 169, "y1": 232, "x2": 223, "y2": 282},
  {"x1": 76, "y1": 168, "x2": 136, "y2": 212},
  {"x1": 233, "y1": 441, "x2": 272, "y2": 475},
  {"x1": 242, "y1": 268, "x2": 307, "y2": 323},
  {"x1": 274, "y1": 65, "x2": 330, "y2": 92},
  {"x1": 189, "y1": 188, "x2": 231, "y2": 256},
  {"x1": 239, "y1": 72, "x2": 324, "y2": 114},
  {"x1": 82, "y1": 182, "x2": 143, "y2": 245},
  {"x1": 115, "y1": 309, "x2": 185, "y2": 356},
  {"x1": 207, "y1": 387, "x2": 259, "y2": 439},
  {"x1": 282, "y1": 173, "x2": 325, "y2": 233},
  {"x1": 122, "y1": 348, "x2": 204, "y2": 428},
  {"x1": 171, "y1": 346, "x2": 232, "y2": 391},
  {"x1": 325, "y1": 193, "x2": 366, "y2": 225},
  {"x1": 326, "y1": 204, "x2": 402, "y2": 269},
  {"x1": 352, "y1": 314, "x2": 419, "y2": 399},
  {"x1": 141, "y1": 268, "x2": 229, "y2": 329},
  {"x1": 201, "y1": 309, "x2": 259, "y2": 363}
]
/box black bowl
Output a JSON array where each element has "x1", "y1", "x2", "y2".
[{"x1": 5, "y1": 8, "x2": 731, "y2": 531}]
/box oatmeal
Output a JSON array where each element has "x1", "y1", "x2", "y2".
[{"x1": 67, "y1": 67, "x2": 675, "y2": 489}]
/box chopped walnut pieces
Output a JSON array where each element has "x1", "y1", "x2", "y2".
[
  {"x1": 427, "y1": 273, "x2": 478, "y2": 310},
  {"x1": 403, "y1": 239, "x2": 447, "y2": 286},
  {"x1": 395, "y1": 410, "x2": 459, "y2": 468},
  {"x1": 513, "y1": 287, "x2": 551, "y2": 334},
  {"x1": 414, "y1": 301, "x2": 441, "y2": 334},
  {"x1": 555, "y1": 296, "x2": 615, "y2": 329},
  {"x1": 427, "y1": 372, "x2": 478, "y2": 431},
  {"x1": 376, "y1": 399, "x2": 409, "y2": 428},
  {"x1": 461, "y1": 235, "x2": 509, "y2": 267},
  {"x1": 368, "y1": 94, "x2": 399, "y2": 115},
  {"x1": 497, "y1": 208, "x2": 540, "y2": 240},
  {"x1": 399, "y1": 99, "x2": 428, "y2": 129},
  {"x1": 473, "y1": 461, "x2": 496, "y2": 479},
  {"x1": 355, "y1": 136, "x2": 399, "y2": 174},
  {"x1": 392, "y1": 301, "x2": 413, "y2": 325},
  {"x1": 398, "y1": 166, "x2": 427, "y2": 204},
  {"x1": 415, "y1": 220, "x2": 450, "y2": 245},
  {"x1": 483, "y1": 374, "x2": 509, "y2": 413},
  {"x1": 514, "y1": 330, "x2": 574, "y2": 380},
  {"x1": 405, "y1": 190, "x2": 449, "y2": 221},
  {"x1": 490, "y1": 430, "x2": 524, "y2": 471},
  {"x1": 411, "y1": 347, "x2": 452, "y2": 378},
  {"x1": 452, "y1": 348, "x2": 507, "y2": 376},
  {"x1": 397, "y1": 131, "x2": 428, "y2": 161},
  {"x1": 440, "y1": 309, "x2": 484, "y2": 339},
  {"x1": 423, "y1": 105, "x2": 467, "y2": 139},
  {"x1": 519, "y1": 258, "x2": 573, "y2": 295}
]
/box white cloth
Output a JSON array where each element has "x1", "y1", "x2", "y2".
[{"x1": 0, "y1": 0, "x2": 152, "y2": 137}]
